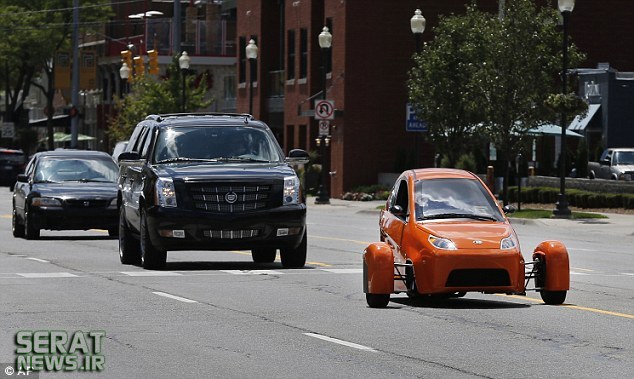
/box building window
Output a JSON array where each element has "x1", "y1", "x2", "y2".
[
  {"x1": 224, "y1": 75, "x2": 236, "y2": 100},
  {"x1": 298, "y1": 124, "x2": 307, "y2": 151},
  {"x1": 83, "y1": 52, "x2": 95, "y2": 68},
  {"x1": 287, "y1": 30, "x2": 296, "y2": 80},
  {"x1": 285, "y1": 124, "x2": 295, "y2": 153},
  {"x1": 239, "y1": 36, "x2": 246, "y2": 84},
  {"x1": 299, "y1": 28, "x2": 307, "y2": 79},
  {"x1": 57, "y1": 53, "x2": 69, "y2": 67}
]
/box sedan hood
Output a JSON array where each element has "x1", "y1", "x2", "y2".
[
  {"x1": 419, "y1": 221, "x2": 514, "y2": 249},
  {"x1": 33, "y1": 182, "x2": 118, "y2": 199},
  {"x1": 154, "y1": 162, "x2": 295, "y2": 181}
]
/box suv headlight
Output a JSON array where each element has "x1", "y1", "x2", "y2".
[
  {"x1": 155, "y1": 178, "x2": 177, "y2": 207},
  {"x1": 31, "y1": 197, "x2": 62, "y2": 208},
  {"x1": 283, "y1": 175, "x2": 300, "y2": 205},
  {"x1": 500, "y1": 234, "x2": 519, "y2": 250}
]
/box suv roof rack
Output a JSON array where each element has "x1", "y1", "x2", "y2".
[{"x1": 145, "y1": 112, "x2": 254, "y2": 123}]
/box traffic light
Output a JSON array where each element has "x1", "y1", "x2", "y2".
[
  {"x1": 147, "y1": 49, "x2": 159, "y2": 75},
  {"x1": 120, "y1": 50, "x2": 132, "y2": 80},
  {"x1": 133, "y1": 56, "x2": 145, "y2": 77}
]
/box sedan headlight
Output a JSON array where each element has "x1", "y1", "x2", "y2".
[
  {"x1": 283, "y1": 175, "x2": 300, "y2": 205},
  {"x1": 155, "y1": 178, "x2": 177, "y2": 207},
  {"x1": 31, "y1": 197, "x2": 62, "y2": 208},
  {"x1": 429, "y1": 235, "x2": 457, "y2": 250},
  {"x1": 500, "y1": 234, "x2": 519, "y2": 250}
]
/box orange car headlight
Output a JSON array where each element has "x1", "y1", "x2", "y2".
[
  {"x1": 429, "y1": 235, "x2": 457, "y2": 250},
  {"x1": 500, "y1": 235, "x2": 518, "y2": 250}
]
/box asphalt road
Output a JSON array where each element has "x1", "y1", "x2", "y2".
[{"x1": 0, "y1": 189, "x2": 632, "y2": 378}]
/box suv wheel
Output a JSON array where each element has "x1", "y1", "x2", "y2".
[
  {"x1": 251, "y1": 248, "x2": 277, "y2": 263},
  {"x1": 119, "y1": 207, "x2": 140, "y2": 265},
  {"x1": 24, "y1": 207, "x2": 40, "y2": 240},
  {"x1": 140, "y1": 208, "x2": 167, "y2": 270},
  {"x1": 12, "y1": 206, "x2": 25, "y2": 238},
  {"x1": 280, "y1": 230, "x2": 307, "y2": 268}
]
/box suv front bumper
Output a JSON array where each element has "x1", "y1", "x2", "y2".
[{"x1": 145, "y1": 204, "x2": 306, "y2": 251}]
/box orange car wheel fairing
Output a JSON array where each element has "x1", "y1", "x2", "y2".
[
  {"x1": 363, "y1": 242, "x2": 394, "y2": 295},
  {"x1": 532, "y1": 240, "x2": 570, "y2": 292}
]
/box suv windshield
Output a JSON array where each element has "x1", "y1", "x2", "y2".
[
  {"x1": 153, "y1": 126, "x2": 283, "y2": 163},
  {"x1": 613, "y1": 151, "x2": 634, "y2": 165},
  {"x1": 415, "y1": 178, "x2": 504, "y2": 222}
]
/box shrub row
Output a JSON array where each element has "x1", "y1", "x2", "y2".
[{"x1": 506, "y1": 186, "x2": 634, "y2": 209}]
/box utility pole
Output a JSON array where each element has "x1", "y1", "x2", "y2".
[{"x1": 70, "y1": 0, "x2": 79, "y2": 148}]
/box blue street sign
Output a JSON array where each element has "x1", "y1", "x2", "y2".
[{"x1": 406, "y1": 104, "x2": 427, "y2": 132}]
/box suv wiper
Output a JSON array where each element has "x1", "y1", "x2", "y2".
[
  {"x1": 78, "y1": 178, "x2": 113, "y2": 183},
  {"x1": 215, "y1": 156, "x2": 270, "y2": 163},
  {"x1": 155, "y1": 157, "x2": 218, "y2": 164},
  {"x1": 419, "y1": 213, "x2": 497, "y2": 221}
]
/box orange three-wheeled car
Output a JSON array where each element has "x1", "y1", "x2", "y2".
[{"x1": 363, "y1": 168, "x2": 569, "y2": 308}]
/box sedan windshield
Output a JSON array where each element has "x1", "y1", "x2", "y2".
[
  {"x1": 415, "y1": 178, "x2": 504, "y2": 222},
  {"x1": 34, "y1": 157, "x2": 118, "y2": 183},
  {"x1": 153, "y1": 126, "x2": 283, "y2": 163}
]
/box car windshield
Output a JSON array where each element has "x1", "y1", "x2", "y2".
[
  {"x1": 414, "y1": 178, "x2": 504, "y2": 222},
  {"x1": 613, "y1": 151, "x2": 634, "y2": 165},
  {"x1": 153, "y1": 126, "x2": 283, "y2": 163},
  {"x1": 34, "y1": 157, "x2": 118, "y2": 183}
]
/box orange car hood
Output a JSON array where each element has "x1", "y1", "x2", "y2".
[{"x1": 418, "y1": 221, "x2": 513, "y2": 249}]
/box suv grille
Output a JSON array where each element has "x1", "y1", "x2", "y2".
[
  {"x1": 187, "y1": 183, "x2": 272, "y2": 212},
  {"x1": 203, "y1": 229, "x2": 261, "y2": 239}
]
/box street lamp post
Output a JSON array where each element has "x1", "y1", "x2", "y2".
[
  {"x1": 178, "y1": 51, "x2": 191, "y2": 112},
  {"x1": 554, "y1": 0, "x2": 575, "y2": 218},
  {"x1": 246, "y1": 39, "x2": 258, "y2": 115},
  {"x1": 315, "y1": 26, "x2": 332, "y2": 205},
  {"x1": 410, "y1": 9, "x2": 426, "y2": 168},
  {"x1": 119, "y1": 63, "x2": 131, "y2": 95}
]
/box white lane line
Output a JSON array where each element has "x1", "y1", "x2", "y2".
[
  {"x1": 303, "y1": 333, "x2": 378, "y2": 353},
  {"x1": 320, "y1": 268, "x2": 363, "y2": 274},
  {"x1": 17, "y1": 272, "x2": 78, "y2": 278},
  {"x1": 25, "y1": 258, "x2": 49, "y2": 263},
  {"x1": 121, "y1": 271, "x2": 183, "y2": 276},
  {"x1": 623, "y1": 273, "x2": 634, "y2": 276},
  {"x1": 152, "y1": 291, "x2": 198, "y2": 304},
  {"x1": 570, "y1": 271, "x2": 591, "y2": 276},
  {"x1": 220, "y1": 270, "x2": 284, "y2": 275}
]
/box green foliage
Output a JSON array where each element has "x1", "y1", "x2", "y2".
[
  {"x1": 107, "y1": 56, "x2": 214, "y2": 142},
  {"x1": 455, "y1": 153, "x2": 477, "y2": 173},
  {"x1": 508, "y1": 186, "x2": 634, "y2": 209},
  {"x1": 544, "y1": 92, "x2": 589, "y2": 118},
  {"x1": 574, "y1": 138, "x2": 589, "y2": 178}
]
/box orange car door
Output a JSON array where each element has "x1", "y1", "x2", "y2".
[{"x1": 380, "y1": 179, "x2": 409, "y2": 259}]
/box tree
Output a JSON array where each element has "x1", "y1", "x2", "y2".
[
  {"x1": 408, "y1": 0, "x2": 586, "y2": 204},
  {"x1": 0, "y1": 0, "x2": 112, "y2": 151},
  {"x1": 107, "y1": 56, "x2": 213, "y2": 142}
]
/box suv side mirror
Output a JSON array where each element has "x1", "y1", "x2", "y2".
[
  {"x1": 118, "y1": 151, "x2": 141, "y2": 162},
  {"x1": 286, "y1": 149, "x2": 310, "y2": 165},
  {"x1": 16, "y1": 174, "x2": 28, "y2": 183}
]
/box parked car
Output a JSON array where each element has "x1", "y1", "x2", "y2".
[
  {"x1": 117, "y1": 113, "x2": 310, "y2": 270},
  {"x1": 587, "y1": 147, "x2": 634, "y2": 180},
  {"x1": 111, "y1": 140, "x2": 128, "y2": 161},
  {"x1": 0, "y1": 148, "x2": 26, "y2": 191},
  {"x1": 12, "y1": 150, "x2": 119, "y2": 239},
  {"x1": 363, "y1": 168, "x2": 570, "y2": 308}
]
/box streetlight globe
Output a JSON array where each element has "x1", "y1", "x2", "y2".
[
  {"x1": 558, "y1": 0, "x2": 575, "y2": 13},
  {"x1": 119, "y1": 62, "x2": 131, "y2": 79},
  {"x1": 246, "y1": 39, "x2": 258, "y2": 60},
  {"x1": 410, "y1": 9, "x2": 426, "y2": 34},
  {"x1": 318, "y1": 26, "x2": 332, "y2": 49},
  {"x1": 179, "y1": 51, "x2": 191, "y2": 70}
]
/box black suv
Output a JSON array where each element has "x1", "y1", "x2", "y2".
[{"x1": 117, "y1": 113, "x2": 310, "y2": 270}]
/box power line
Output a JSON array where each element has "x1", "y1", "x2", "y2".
[{"x1": 0, "y1": 0, "x2": 143, "y2": 16}]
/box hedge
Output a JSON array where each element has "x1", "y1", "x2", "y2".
[{"x1": 506, "y1": 186, "x2": 634, "y2": 209}]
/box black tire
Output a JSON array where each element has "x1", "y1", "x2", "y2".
[
  {"x1": 251, "y1": 248, "x2": 277, "y2": 263},
  {"x1": 366, "y1": 293, "x2": 390, "y2": 308},
  {"x1": 24, "y1": 207, "x2": 40, "y2": 240},
  {"x1": 140, "y1": 209, "x2": 166, "y2": 270},
  {"x1": 119, "y1": 207, "x2": 140, "y2": 265},
  {"x1": 280, "y1": 230, "x2": 307, "y2": 268},
  {"x1": 12, "y1": 206, "x2": 25, "y2": 238},
  {"x1": 540, "y1": 290, "x2": 567, "y2": 305}
]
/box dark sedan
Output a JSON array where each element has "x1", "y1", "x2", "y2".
[
  {"x1": 0, "y1": 148, "x2": 26, "y2": 191},
  {"x1": 12, "y1": 150, "x2": 119, "y2": 239}
]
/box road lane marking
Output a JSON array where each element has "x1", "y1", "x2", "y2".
[
  {"x1": 570, "y1": 271, "x2": 591, "y2": 276},
  {"x1": 307, "y1": 261, "x2": 332, "y2": 267},
  {"x1": 17, "y1": 272, "x2": 78, "y2": 278},
  {"x1": 220, "y1": 270, "x2": 284, "y2": 275},
  {"x1": 571, "y1": 267, "x2": 595, "y2": 272},
  {"x1": 0, "y1": 215, "x2": 10, "y2": 219},
  {"x1": 303, "y1": 332, "x2": 378, "y2": 352},
  {"x1": 311, "y1": 235, "x2": 370, "y2": 246},
  {"x1": 623, "y1": 273, "x2": 634, "y2": 276},
  {"x1": 121, "y1": 271, "x2": 183, "y2": 277},
  {"x1": 152, "y1": 291, "x2": 198, "y2": 303},
  {"x1": 496, "y1": 294, "x2": 634, "y2": 320},
  {"x1": 321, "y1": 268, "x2": 363, "y2": 274},
  {"x1": 25, "y1": 258, "x2": 49, "y2": 263}
]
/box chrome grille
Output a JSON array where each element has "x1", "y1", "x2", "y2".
[
  {"x1": 203, "y1": 229, "x2": 261, "y2": 239},
  {"x1": 188, "y1": 183, "x2": 272, "y2": 212}
]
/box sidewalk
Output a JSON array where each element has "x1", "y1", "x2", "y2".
[{"x1": 310, "y1": 197, "x2": 634, "y2": 239}]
